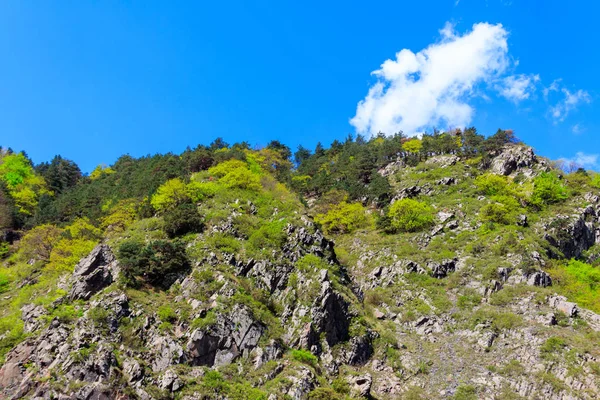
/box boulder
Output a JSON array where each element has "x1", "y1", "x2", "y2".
[
  {"x1": 490, "y1": 145, "x2": 537, "y2": 176},
  {"x1": 186, "y1": 304, "x2": 264, "y2": 367},
  {"x1": 545, "y1": 214, "x2": 596, "y2": 259},
  {"x1": 349, "y1": 373, "x2": 372, "y2": 398},
  {"x1": 549, "y1": 295, "x2": 578, "y2": 318},
  {"x1": 311, "y1": 282, "x2": 351, "y2": 347},
  {"x1": 69, "y1": 244, "x2": 119, "y2": 301},
  {"x1": 526, "y1": 270, "x2": 552, "y2": 287},
  {"x1": 429, "y1": 259, "x2": 456, "y2": 279}
]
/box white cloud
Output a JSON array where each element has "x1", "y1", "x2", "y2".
[
  {"x1": 350, "y1": 22, "x2": 510, "y2": 136},
  {"x1": 498, "y1": 74, "x2": 539, "y2": 102},
  {"x1": 572, "y1": 123, "x2": 584, "y2": 134},
  {"x1": 550, "y1": 88, "x2": 591, "y2": 123},
  {"x1": 543, "y1": 79, "x2": 561, "y2": 99},
  {"x1": 560, "y1": 152, "x2": 599, "y2": 169}
]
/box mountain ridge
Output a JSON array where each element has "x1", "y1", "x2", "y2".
[{"x1": 1, "y1": 129, "x2": 600, "y2": 399}]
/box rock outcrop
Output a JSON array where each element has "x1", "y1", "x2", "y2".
[
  {"x1": 186, "y1": 304, "x2": 264, "y2": 367},
  {"x1": 490, "y1": 145, "x2": 538, "y2": 176},
  {"x1": 69, "y1": 244, "x2": 119, "y2": 301}
]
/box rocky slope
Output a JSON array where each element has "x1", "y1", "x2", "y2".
[{"x1": 1, "y1": 143, "x2": 600, "y2": 399}]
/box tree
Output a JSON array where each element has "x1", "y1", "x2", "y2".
[
  {"x1": 294, "y1": 146, "x2": 311, "y2": 167},
  {"x1": 402, "y1": 139, "x2": 422, "y2": 154},
  {"x1": 209, "y1": 137, "x2": 229, "y2": 150},
  {"x1": 117, "y1": 239, "x2": 190, "y2": 289},
  {"x1": 36, "y1": 155, "x2": 82, "y2": 194},
  {"x1": 387, "y1": 199, "x2": 434, "y2": 232},
  {"x1": 163, "y1": 202, "x2": 204, "y2": 238},
  {"x1": 19, "y1": 224, "x2": 63, "y2": 262},
  {"x1": 151, "y1": 178, "x2": 190, "y2": 213}
]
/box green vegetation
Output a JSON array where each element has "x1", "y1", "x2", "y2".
[
  {"x1": 290, "y1": 349, "x2": 318, "y2": 366},
  {"x1": 386, "y1": 198, "x2": 434, "y2": 232},
  {"x1": 549, "y1": 260, "x2": 600, "y2": 313},
  {"x1": 2, "y1": 129, "x2": 600, "y2": 398},
  {"x1": 531, "y1": 172, "x2": 569, "y2": 207},
  {"x1": 117, "y1": 239, "x2": 190, "y2": 289},
  {"x1": 314, "y1": 201, "x2": 370, "y2": 234}
]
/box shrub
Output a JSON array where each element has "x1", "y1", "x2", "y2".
[
  {"x1": 540, "y1": 337, "x2": 566, "y2": 357},
  {"x1": 290, "y1": 349, "x2": 318, "y2": 366},
  {"x1": 387, "y1": 199, "x2": 434, "y2": 232},
  {"x1": 314, "y1": 201, "x2": 369, "y2": 234},
  {"x1": 548, "y1": 260, "x2": 600, "y2": 312},
  {"x1": 474, "y1": 174, "x2": 509, "y2": 196},
  {"x1": 208, "y1": 160, "x2": 262, "y2": 191},
  {"x1": 117, "y1": 239, "x2": 190, "y2": 289},
  {"x1": 308, "y1": 388, "x2": 342, "y2": 400},
  {"x1": 479, "y1": 203, "x2": 512, "y2": 225},
  {"x1": 19, "y1": 224, "x2": 63, "y2": 262},
  {"x1": 163, "y1": 202, "x2": 204, "y2": 238},
  {"x1": 248, "y1": 220, "x2": 287, "y2": 251},
  {"x1": 157, "y1": 305, "x2": 177, "y2": 323},
  {"x1": 531, "y1": 172, "x2": 569, "y2": 206},
  {"x1": 454, "y1": 385, "x2": 477, "y2": 400},
  {"x1": 151, "y1": 178, "x2": 190, "y2": 213}
]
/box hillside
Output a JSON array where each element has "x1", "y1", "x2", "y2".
[{"x1": 1, "y1": 130, "x2": 600, "y2": 400}]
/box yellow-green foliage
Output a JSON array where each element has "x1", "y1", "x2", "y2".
[
  {"x1": 549, "y1": 260, "x2": 600, "y2": 313},
  {"x1": 208, "y1": 159, "x2": 262, "y2": 191},
  {"x1": 151, "y1": 178, "x2": 190, "y2": 212},
  {"x1": 480, "y1": 202, "x2": 512, "y2": 225},
  {"x1": 388, "y1": 199, "x2": 434, "y2": 232},
  {"x1": 19, "y1": 224, "x2": 64, "y2": 262},
  {"x1": 48, "y1": 218, "x2": 102, "y2": 274},
  {"x1": 100, "y1": 199, "x2": 137, "y2": 232},
  {"x1": 531, "y1": 172, "x2": 569, "y2": 207},
  {"x1": 314, "y1": 201, "x2": 369, "y2": 234},
  {"x1": 402, "y1": 139, "x2": 422, "y2": 153},
  {"x1": 475, "y1": 173, "x2": 510, "y2": 196},
  {"x1": 89, "y1": 164, "x2": 115, "y2": 180},
  {"x1": 0, "y1": 153, "x2": 50, "y2": 215},
  {"x1": 0, "y1": 218, "x2": 100, "y2": 362}
]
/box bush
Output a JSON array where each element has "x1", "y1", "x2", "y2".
[
  {"x1": 158, "y1": 305, "x2": 177, "y2": 323},
  {"x1": 163, "y1": 202, "x2": 204, "y2": 238},
  {"x1": 151, "y1": 178, "x2": 190, "y2": 213},
  {"x1": 290, "y1": 349, "x2": 318, "y2": 366},
  {"x1": 531, "y1": 172, "x2": 569, "y2": 206},
  {"x1": 314, "y1": 201, "x2": 369, "y2": 234},
  {"x1": 308, "y1": 388, "x2": 342, "y2": 400},
  {"x1": 540, "y1": 336, "x2": 566, "y2": 356},
  {"x1": 474, "y1": 174, "x2": 509, "y2": 196},
  {"x1": 479, "y1": 203, "x2": 512, "y2": 225},
  {"x1": 208, "y1": 160, "x2": 262, "y2": 191},
  {"x1": 387, "y1": 199, "x2": 434, "y2": 232},
  {"x1": 117, "y1": 239, "x2": 190, "y2": 289},
  {"x1": 248, "y1": 220, "x2": 287, "y2": 251},
  {"x1": 548, "y1": 260, "x2": 600, "y2": 312}
]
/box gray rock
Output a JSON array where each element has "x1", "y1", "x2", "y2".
[
  {"x1": 311, "y1": 282, "x2": 351, "y2": 346},
  {"x1": 429, "y1": 259, "x2": 456, "y2": 279},
  {"x1": 517, "y1": 214, "x2": 528, "y2": 227},
  {"x1": 186, "y1": 304, "x2": 263, "y2": 367},
  {"x1": 21, "y1": 304, "x2": 46, "y2": 333},
  {"x1": 350, "y1": 373, "x2": 372, "y2": 397},
  {"x1": 159, "y1": 369, "x2": 182, "y2": 392},
  {"x1": 549, "y1": 295, "x2": 578, "y2": 318},
  {"x1": 69, "y1": 244, "x2": 119, "y2": 301},
  {"x1": 527, "y1": 270, "x2": 552, "y2": 287},
  {"x1": 490, "y1": 145, "x2": 537, "y2": 176},
  {"x1": 544, "y1": 213, "x2": 595, "y2": 259},
  {"x1": 437, "y1": 177, "x2": 457, "y2": 185}
]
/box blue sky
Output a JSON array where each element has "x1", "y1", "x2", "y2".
[{"x1": 0, "y1": 0, "x2": 597, "y2": 172}]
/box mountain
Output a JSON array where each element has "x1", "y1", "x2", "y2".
[{"x1": 0, "y1": 130, "x2": 599, "y2": 400}]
